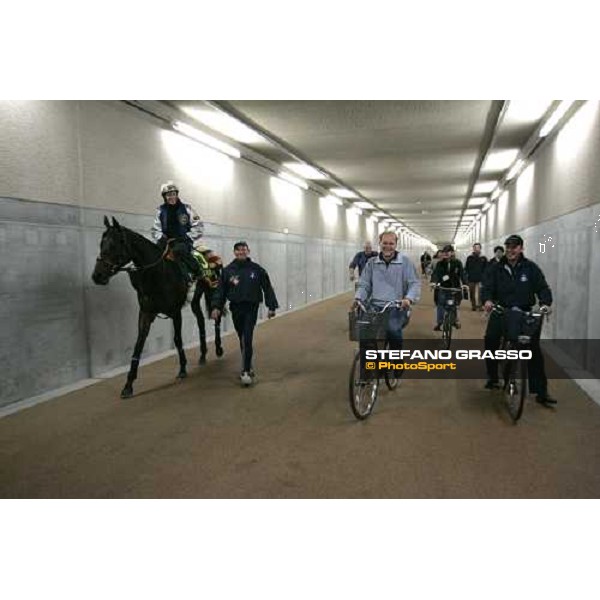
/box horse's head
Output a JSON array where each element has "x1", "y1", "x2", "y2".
[{"x1": 91, "y1": 216, "x2": 132, "y2": 285}]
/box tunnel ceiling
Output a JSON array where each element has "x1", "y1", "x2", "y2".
[{"x1": 171, "y1": 100, "x2": 552, "y2": 245}]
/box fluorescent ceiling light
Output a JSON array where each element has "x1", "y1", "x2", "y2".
[
  {"x1": 282, "y1": 162, "x2": 328, "y2": 180},
  {"x1": 354, "y1": 201, "x2": 376, "y2": 209},
  {"x1": 373, "y1": 212, "x2": 389, "y2": 217},
  {"x1": 506, "y1": 159, "x2": 525, "y2": 182},
  {"x1": 491, "y1": 186, "x2": 502, "y2": 200},
  {"x1": 468, "y1": 197, "x2": 487, "y2": 207},
  {"x1": 483, "y1": 149, "x2": 520, "y2": 172},
  {"x1": 172, "y1": 121, "x2": 241, "y2": 158},
  {"x1": 505, "y1": 100, "x2": 553, "y2": 124},
  {"x1": 180, "y1": 107, "x2": 265, "y2": 144},
  {"x1": 482, "y1": 201, "x2": 492, "y2": 213},
  {"x1": 278, "y1": 170, "x2": 308, "y2": 190},
  {"x1": 323, "y1": 194, "x2": 343, "y2": 206},
  {"x1": 348, "y1": 206, "x2": 363, "y2": 215},
  {"x1": 331, "y1": 188, "x2": 358, "y2": 199},
  {"x1": 539, "y1": 101, "x2": 574, "y2": 138},
  {"x1": 473, "y1": 181, "x2": 498, "y2": 195}
]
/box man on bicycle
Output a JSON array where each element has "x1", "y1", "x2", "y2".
[
  {"x1": 430, "y1": 244, "x2": 468, "y2": 330},
  {"x1": 481, "y1": 234, "x2": 555, "y2": 406},
  {"x1": 351, "y1": 231, "x2": 421, "y2": 353},
  {"x1": 349, "y1": 241, "x2": 378, "y2": 283}
]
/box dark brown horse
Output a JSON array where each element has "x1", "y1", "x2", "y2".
[{"x1": 92, "y1": 216, "x2": 219, "y2": 398}]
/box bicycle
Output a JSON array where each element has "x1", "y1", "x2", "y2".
[
  {"x1": 432, "y1": 285, "x2": 466, "y2": 350},
  {"x1": 491, "y1": 304, "x2": 548, "y2": 423},
  {"x1": 348, "y1": 300, "x2": 410, "y2": 420}
]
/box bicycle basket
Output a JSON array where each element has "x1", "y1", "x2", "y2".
[
  {"x1": 440, "y1": 289, "x2": 460, "y2": 307},
  {"x1": 505, "y1": 309, "x2": 541, "y2": 341},
  {"x1": 349, "y1": 310, "x2": 389, "y2": 341},
  {"x1": 521, "y1": 313, "x2": 542, "y2": 337}
]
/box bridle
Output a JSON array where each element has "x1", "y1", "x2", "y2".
[{"x1": 95, "y1": 230, "x2": 170, "y2": 276}]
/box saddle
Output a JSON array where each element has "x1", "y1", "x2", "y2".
[{"x1": 193, "y1": 249, "x2": 222, "y2": 288}]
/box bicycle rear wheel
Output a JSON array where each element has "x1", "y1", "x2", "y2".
[
  {"x1": 349, "y1": 350, "x2": 380, "y2": 420},
  {"x1": 503, "y1": 358, "x2": 526, "y2": 423}
]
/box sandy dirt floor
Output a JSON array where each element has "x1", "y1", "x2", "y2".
[{"x1": 2, "y1": 283, "x2": 600, "y2": 498}]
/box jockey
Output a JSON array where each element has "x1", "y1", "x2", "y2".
[{"x1": 151, "y1": 181, "x2": 204, "y2": 284}]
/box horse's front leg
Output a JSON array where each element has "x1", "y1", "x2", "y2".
[
  {"x1": 122, "y1": 311, "x2": 155, "y2": 398},
  {"x1": 173, "y1": 309, "x2": 187, "y2": 378},
  {"x1": 191, "y1": 288, "x2": 208, "y2": 364}
]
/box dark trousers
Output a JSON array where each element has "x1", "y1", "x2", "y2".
[
  {"x1": 230, "y1": 302, "x2": 260, "y2": 372},
  {"x1": 484, "y1": 311, "x2": 547, "y2": 395},
  {"x1": 468, "y1": 282, "x2": 481, "y2": 309},
  {"x1": 158, "y1": 237, "x2": 201, "y2": 278}
]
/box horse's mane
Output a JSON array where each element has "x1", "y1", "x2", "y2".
[{"x1": 119, "y1": 225, "x2": 162, "y2": 258}]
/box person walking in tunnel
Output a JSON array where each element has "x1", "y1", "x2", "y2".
[
  {"x1": 351, "y1": 231, "x2": 421, "y2": 353},
  {"x1": 465, "y1": 242, "x2": 487, "y2": 311},
  {"x1": 420, "y1": 250, "x2": 432, "y2": 277},
  {"x1": 151, "y1": 181, "x2": 204, "y2": 292},
  {"x1": 349, "y1": 241, "x2": 378, "y2": 286},
  {"x1": 211, "y1": 241, "x2": 279, "y2": 386},
  {"x1": 482, "y1": 234, "x2": 555, "y2": 406},
  {"x1": 430, "y1": 244, "x2": 468, "y2": 330}
]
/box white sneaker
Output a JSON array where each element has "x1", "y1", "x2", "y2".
[{"x1": 240, "y1": 371, "x2": 253, "y2": 386}]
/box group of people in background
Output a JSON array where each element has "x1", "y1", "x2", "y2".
[{"x1": 353, "y1": 234, "x2": 556, "y2": 406}]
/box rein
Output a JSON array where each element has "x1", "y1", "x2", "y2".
[{"x1": 96, "y1": 233, "x2": 170, "y2": 275}]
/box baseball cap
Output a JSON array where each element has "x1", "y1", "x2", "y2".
[{"x1": 504, "y1": 234, "x2": 524, "y2": 246}]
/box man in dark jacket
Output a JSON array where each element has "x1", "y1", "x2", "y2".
[
  {"x1": 465, "y1": 243, "x2": 488, "y2": 311},
  {"x1": 481, "y1": 234, "x2": 555, "y2": 406},
  {"x1": 430, "y1": 244, "x2": 468, "y2": 330},
  {"x1": 211, "y1": 241, "x2": 279, "y2": 386},
  {"x1": 420, "y1": 251, "x2": 432, "y2": 276},
  {"x1": 349, "y1": 242, "x2": 378, "y2": 282}
]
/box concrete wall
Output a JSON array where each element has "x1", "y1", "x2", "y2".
[
  {"x1": 457, "y1": 101, "x2": 600, "y2": 372},
  {"x1": 0, "y1": 100, "x2": 427, "y2": 408}
]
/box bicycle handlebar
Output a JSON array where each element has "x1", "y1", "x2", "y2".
[
  {"x1": 431, "y1": 284, "x2": 466, "y2": 292},
  {"x1": 354, "y1": 300, "x2": 409, "y2": 313},
  {"x1": 490, "y1": 303, "x2": 549, "y2": 318}
]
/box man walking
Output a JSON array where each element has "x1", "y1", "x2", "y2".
[
  {"x1": 211, "y1": 242, "x2": 279, "y2": 386},
  {"x1": 465, "y1": 243, "x2": 488, "y2": 311}
]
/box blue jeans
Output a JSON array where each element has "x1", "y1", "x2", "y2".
[{"x1": 359, "y1": 307, "x2": 408, "y2": 353}]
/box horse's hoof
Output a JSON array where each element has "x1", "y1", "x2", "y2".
[
  {"x1": 198, "y1": 355, "x2": 207, "y2": 365},
  {"x1": 177, "y1": 371, "x2": 187, "y2": 379},
  {"x1": 216, "y1": 347, "x2": 224, "y2": 357},
  {"x1": 121, "y1": 388, "x2": 133, "y2": 399}
]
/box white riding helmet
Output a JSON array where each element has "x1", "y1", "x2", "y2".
[{"x1": 160, "y1": 181, "x2": 179, "y2": 197}]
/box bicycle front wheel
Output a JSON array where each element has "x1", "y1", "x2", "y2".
[
  {"x1": 349, "y1": 351, "x2": 380, "y2": 420},
  {"x1": 383, "y1": 340, "x2": 400, "y2": 390},
  {"x1": 503, "y1": 358, "x2": 526, "y2": 423},
  {"x1": 442, "y1": 313, "x2": 452, "y2": 349}
]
